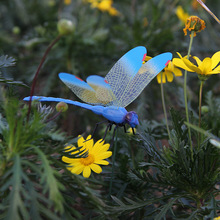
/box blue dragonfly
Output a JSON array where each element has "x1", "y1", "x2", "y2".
[{"x1": 24, "y1": 46, "x2": 172, "y2": 142}]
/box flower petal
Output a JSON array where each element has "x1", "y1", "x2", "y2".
[
  {"x1": 90, "y1": 164, "x2": 102, "y2": 173},
  {"x1": 84, "y1": 137, "x2": 94, "y2": 152},
  {"x1": 62, "y1": 156, "x2": 79, "y2": 164},
  {"x1": 157, "y1": 72, "x2": 166, "y2": 84},
  {"x1": 211, "y1": 51, "x2": 220, "y2": 70},
  {"x1": 182, "y1": 58, "x2": 202, "y2": 74},
  {"x1": 200, "y1": 58, "x2": 212, "y2": 75},
  {"x1": 83, "y1": 166, "x2": 91, "y2": 178},
  {"x1": 91, "y1": 142, "x2": 110, "y2": 154},
  {"x1": 165, "y1": 71, "x2": 174, "y2": 82},
  {"x1": 193, "y1": 56, "x2": 202, "y2": 66},
  {"x1": 77, "y1": 135, "x2": 85, "y2": 147},
  {"x1": 70, "y1": 165, "x2": 84, "y2": 175},
  {"x1": 96, "y1": 151, "x2": 112, "y2": 160},
  {"x1": 95, "y1": 159, "x2": 109, "y2": 165},
  {"x1": 173, "y1": 67, "x2": 183, "y2": 76},
  {"x1": 173, "y1": 58, "x2": 194, "y2": 72}
]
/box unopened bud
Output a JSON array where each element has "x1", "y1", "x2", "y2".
[
  {"x1": 56, "y1": 102, "x2": 68, "y2": 112},
  {"x1": 57, "y1": 19, "x2": 75, "y2": 35},
  {"x1": 201, "y1": 105, "x2": 209, "y2": 114}
]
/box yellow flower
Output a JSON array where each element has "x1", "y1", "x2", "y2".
[
  {"x1": 142, "y1": 55, "x2": 153, "y2": 64},
  {"x1": 173, "y1": 52, "x2": 220, "y2": 81},
  {"x1": 176, "y1": 6, "x2": 190, "y2": 24},
  {"x1": 108, "y1": 7, "x2": 120, "y2": 16},
  {"x1": 183, "y1": 16, "x2": 206, "y2": 36},
  {"x1": 143, "y1": 56, "x2": 182, "y2": 83},
  {"x1": 97, "y1": 0, "x2": 112, "y2": 11},
  {"x1": 64, "y1": 0, "x2": 71, "y2": 5},
  {"x1": 62, "y1": 135, "x2": 112, "y2": 178},
  {"x1": 157, "y1": 61, "x2": 182, "y2": 84},
  {"x1": 214, "y1": 217, "x2": 220, "y2": 220},
  {"x1": 85, "y1": 0, "x2": 119, "y2": 16}
]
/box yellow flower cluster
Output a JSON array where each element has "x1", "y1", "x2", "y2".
[{"x1": 85, "y1": 0, "x2": 120, "y2": 16}]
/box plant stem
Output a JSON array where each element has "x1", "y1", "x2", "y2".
[
  {"x1": 27, "y1": 35, "x2": 62, "y2": 121},
  {"x1": 109, "y1": 128, "x2": 118, "y2": 197},
  {"x1": 198, "y1": 80, "x2": 204, "y2": 146},
  {"x1": 160, "y1": 76, "x2": 171, "y2": 140},
  {"x1": 184, "y1": 31, "x2": 194, "y2": 160},
  {"x1": 198, "y1": 80, "x2": 204, "y2": 128},
  {"x1": 45, "y1": 111, "x2": 62, "y2": 123}
]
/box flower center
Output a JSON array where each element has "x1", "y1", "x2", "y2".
[{"x1": 80, "y1": 154, "x2": 95, "y2": 166}]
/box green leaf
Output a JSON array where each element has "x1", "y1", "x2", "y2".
[
  {"x1": 34, "y1": 147, "x2": 65, "y2": 213},
  {"x1": 155, "y1": 197, "x2": 178, "y2": 220},
  {"x1": 0, "y1": 55, "x2": 16, "y2": 68},
  {"x1": 4, "y1": 154, "x2": 29, "y2": 220}
]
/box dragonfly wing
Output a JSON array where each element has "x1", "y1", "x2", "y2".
[
  {"x1": 115, "y1": 52, "x2": 173, "y2": 107},
  {"x1": 86, "y1": 75, "x2": 115, "y2": 105},
  {"x1": 104, "y1": 46, "x2": 147, "y2": 107},
  {"x1": 59, "y1": 73, "x2": 101, "y2": 104}
]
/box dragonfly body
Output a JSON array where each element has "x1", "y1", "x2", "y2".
[
  {"x1": 24, "y1": 96, "x2": 139, "y2": 127},
  {"x1": 24, "y1": 46, "x2": 172, "y2": 142}
]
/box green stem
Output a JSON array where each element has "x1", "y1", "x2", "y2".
[
  {"x1": 109, "y1": 129, "x2": 118, "y2": 197},
  {"x1": 198, "y1": 81, "x2": 204, "y2": 129},
  {"x1": 160, "y1": 76, "x2": 171, "y2": 140},
  {"x1": 198, "y1": 80, "x2": 204, "y2": 147},
  {"x1": 184, "y1": 31, "x2": 194, "y2": 160}
]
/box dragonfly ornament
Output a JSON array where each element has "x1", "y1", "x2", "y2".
[{"x1": 24, "y1": 46, "x2": 172, "y2": 143}]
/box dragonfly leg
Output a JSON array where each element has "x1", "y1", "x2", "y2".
[
  {"x1": 132, "y1": 127, "x2": 139, "y2": 136},
  {"x1": 100, "y1": 123, "x2": 112, "y2": 143},
  {"x1": 84, "y1": 120, "x2": 108, "y2": 142},
  {"x1": 109, "y1": 124, "x2": 112, "y2": 131},
  {"x1": 123, "y1": 125, "x2": 130, "y2": 133}
]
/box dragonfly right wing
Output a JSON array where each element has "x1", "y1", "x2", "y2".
[
  {"x1": 104, "y1": 46, "x2": 147, "y2": 107},
  {"x1": 59, "y1": 73, "x2": 100, "y2": 104}
]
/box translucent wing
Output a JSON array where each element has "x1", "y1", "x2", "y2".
[
  {"x1": 109, "y1": 52, "x2": 173, "y2": 107},
  {"x1": 104, "y1": 46, "x2": 147, "y2": 107},
  {"x1": 86, "y1": 75, "x2": 115, "y2": 104},
  {"x1": 59, "y1": 73, "x2": 112, "y2": 105}
]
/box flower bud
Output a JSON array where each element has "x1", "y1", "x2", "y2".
[
  {"x1": 201, "y1": 105, "x2": 209, "y2": 114},
  {"x1": 56, "y1": 102, "x2": 68, "y2": 112},
  {"x1": 12, "y1": 26, "x2": 21, "y2": 35},
  {"x1": 57, "y1": 19, "x2": 75, "y2": 35},
  {"x1": 183, "y1": 16, "x2": 206, "y2": 36}
]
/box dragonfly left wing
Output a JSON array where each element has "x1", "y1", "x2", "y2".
[{"x1": 59, "y1": 72, "x2": 115, "y2": 105}]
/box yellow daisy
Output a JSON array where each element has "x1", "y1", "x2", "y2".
[
  {"x1": 143, "y1": 56, "x2": 182, "y2": 84},
  {"x1": 62, "y1": 135, "x2": 112, "y2": 178},
  {"x1": 157, "y1": 61, "x2": 182, "y2": 84},
  {"x1": 173, "y1": 51, "x2": 220, "y2": 80}
]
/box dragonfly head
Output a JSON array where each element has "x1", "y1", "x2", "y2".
[{"x1": 125, "y1": 111, "x2": 139, "y2": 128}]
